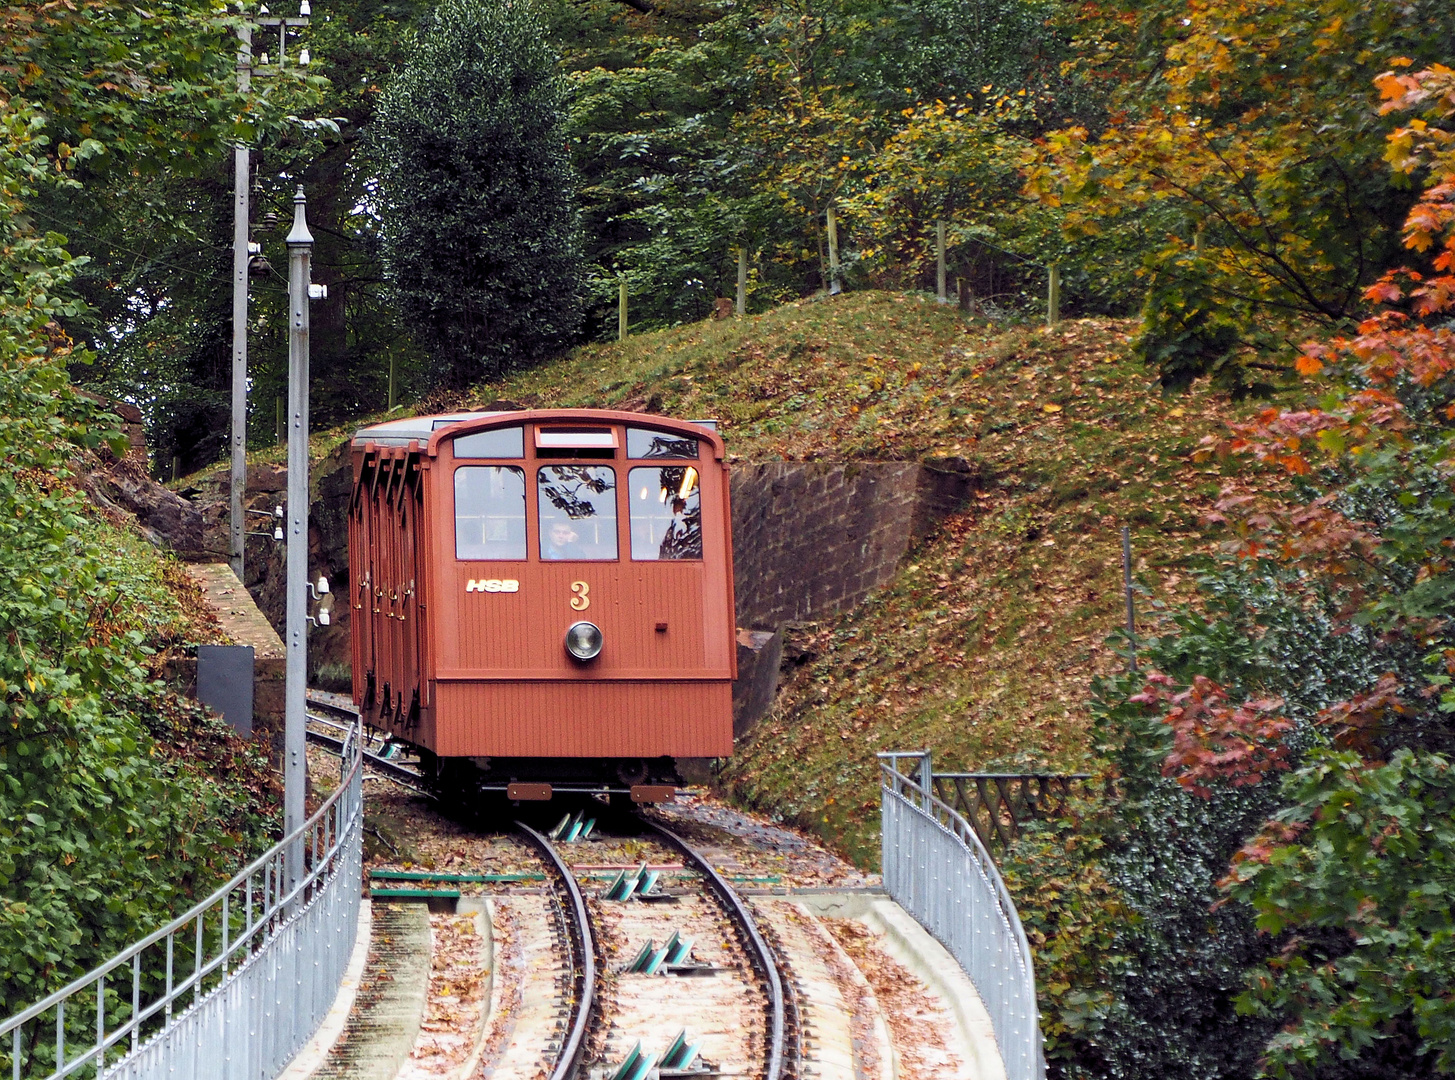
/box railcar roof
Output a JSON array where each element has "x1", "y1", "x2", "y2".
[
  {"x1": 353, "y1": 411, "x2": 720, "y2": 449},
  {"x1": 351, "y1": 412, "x2": 509, "y2": 447}
]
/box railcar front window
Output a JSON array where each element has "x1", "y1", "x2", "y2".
[
  {"x1": 629, "y1": 466, "x2": 702, "y2": 560},
  {"x1": 626, "y1": 427, "x2": 699, "y2": 460},
  {"x1": 538, "y1": 465, "x2": 618, "y2": 560},
  {"x1": 455, "y1": 466, "x2": 526, "y2": 560},
  {"x1": 453, "y1": 426, "x2": 524, "y2": 458}
]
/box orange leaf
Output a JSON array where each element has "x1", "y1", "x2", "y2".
[
  {"x1": 1294, "y1": 355, "x2": 1324, "y2": 376},
  {"x1": 1365, "y1": 280, "x2": 1403, "y2": 304}
]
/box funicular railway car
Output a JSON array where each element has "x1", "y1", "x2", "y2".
[{"x1": 348, "y1": 409, "x2": 736, "y2": 802}]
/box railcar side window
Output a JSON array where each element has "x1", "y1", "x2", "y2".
[
  {"x1": 626, "y1": 427, "x2": 699, "y2": 460},
  {"x1": 454, "y1": 466, "x2": 526, "y2": 560},
  {"x1": 629, "y1": 466, "x2": 702, "y2": 561},
  {"x1": 453, "y1": 426, "x2": 524, "y2": 458},
  {"x1": 537, "y1": 465, "x2": 618, "y2": 560}
]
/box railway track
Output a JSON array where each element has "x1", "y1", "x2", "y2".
[
  {"x1": 638, "y1": 817, "x2": 791, "y2": 1080},
  {"x1": 510, "y1": 814, "x2": 796, "y2": 1080},
  {"x1": 514, "y1": 820, "x2": 597, "y2": 1080},
  {"x1": 305, "y1": 689, "x2": 798, "y2": 1080},
  {"x1": 305, "y1": 690, "x2": 431, "y2": 792}
]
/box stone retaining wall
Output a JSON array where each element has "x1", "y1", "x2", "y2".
[{"x1": 730, "y1": 458, "x2": 981, "y2": 630}]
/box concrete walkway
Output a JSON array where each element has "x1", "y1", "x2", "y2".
[
  {"x1": 796, "y1": 893, "x2": 1008, "y2": 1080},
  {"x1": 308, "y1": 903, "x2": 432, "y2": 1080}
]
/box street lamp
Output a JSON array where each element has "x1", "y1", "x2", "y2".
[
  {"x1": 284, "y1": 184, "x2": 317, "y2": 892},
  {"x1": 230, "y1": 1, "x2": 311, "y2": 583}
]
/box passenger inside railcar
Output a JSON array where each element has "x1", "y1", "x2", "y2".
[
  {"x1": 542, "y1": 521, "x2": 586, "y2": 560},
  {"x1": 537, "y1": 465, "x2": 617, "y2": 560}
]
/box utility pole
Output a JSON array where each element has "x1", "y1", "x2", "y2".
[
  {"x1": 285, "y1": 185, "x2": 316, "y2": 892},
  {"x1": 229, "y1": 1, "x2": 311, "y2": 583},
  {"x1": 229, "y1": 24, "x2": 252, "y2": 581},
  {"x1": 618, "y1": 277, "x2": 628, "y2": 341}
]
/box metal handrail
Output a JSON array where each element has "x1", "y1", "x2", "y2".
[
  {"x1": 1, "y1": 722, "x2": 364, "y2": 1080},
  {"x1": 879, "y1": 750, "x2": 1044, "y2": 1080}
]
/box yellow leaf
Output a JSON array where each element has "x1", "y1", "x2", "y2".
[{"x1": 1042, "y1": 403, "x2": 1062, "y2": 413}]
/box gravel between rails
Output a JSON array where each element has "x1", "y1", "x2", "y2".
[{"x1": 558, "y1": 828, "x2": 771, "y2": 1078}]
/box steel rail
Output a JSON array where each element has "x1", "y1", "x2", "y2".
[
  {"x1": 641, "y1": 818, "x2": 788, "y2": 1080},
  {"x1": 303, "y1": 692, "x2": 431, "y2": 793},
  {"x1": 515, "y1": 822, "x2": 598, "y2": 1080},
  {"x1": 304, "y1": 721, "x2": 431, "y2": 792}
]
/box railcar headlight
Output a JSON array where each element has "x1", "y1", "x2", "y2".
[{"x1": 565, "y1": 621, "x2": 603, "y2": 661}]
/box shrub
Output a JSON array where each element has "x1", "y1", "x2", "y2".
[{"x1": 366, "y1": 0, "x2": 585, "y2": 388}]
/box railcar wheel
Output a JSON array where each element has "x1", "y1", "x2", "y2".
[{"x1": 614, "y1": 758, "x2": 649, "y2": 786}]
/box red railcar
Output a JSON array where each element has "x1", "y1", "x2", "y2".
[{"x1": 348, "y1": 409, "x2": 735, "y2": 801}]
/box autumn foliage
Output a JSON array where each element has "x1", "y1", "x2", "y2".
[
  {"x1": 1109, "y1": 61, "x2": 1455, "y2": 1078},
  {"x1": 1131, "y1": 673, "x2": 1294, "y2": 797}
]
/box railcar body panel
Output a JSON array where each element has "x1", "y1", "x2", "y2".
[
  {"x1": 432, "y1": 682, "x2": 732, "y2": 758},
  {"x1": 348, "y1": 409, "x2": 736, "y2": 773}
]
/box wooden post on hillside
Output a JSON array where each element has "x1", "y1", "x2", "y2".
[
  {"x1": 1122, "y1": 525, "x2": 1137, "y2": 673},
  {"x1": 826, "y1": 206, "x2": 841, "y2": 295},
  {"x1": 736, "y1": 248, "x2": 747, "y2": 317},
  {"x1": 275, "y1": 395, "x2": 285, "y2": 446},
  {"x1": 618, "y1": 277, "x2": 628, "y2": 341},
  {"x1": 936, "y1": 219, "x2": 948, "y2": 303},
  {"x1": 1047, "y1": 263, "x2": 1061, "y2": 328},
  {"x1": 388, "y1": 353, "x2": 397, "y2": 411}
]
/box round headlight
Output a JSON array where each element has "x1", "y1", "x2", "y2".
[{"x1": 564, "y1": 621, "x2": 603, "y2": 661}]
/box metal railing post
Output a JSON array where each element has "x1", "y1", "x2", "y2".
[{"x1": 879, "y1": 751, "x2": 1044, "y2": 1080}]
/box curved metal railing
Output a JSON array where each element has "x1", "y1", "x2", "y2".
[
  {"x1": 1, "y1": 722, "x2": 364, "y2": 1080},
  {"x1": 879, "y1": 751, "x2": 1044, "y2": 1080}
]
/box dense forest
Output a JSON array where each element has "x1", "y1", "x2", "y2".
[
  {"x1": 31, "y1": 0, "x2": 1449, "y2": 470},
  {"x1": 0, "y1": 0, "x2": 1453, "y2": 1077}
]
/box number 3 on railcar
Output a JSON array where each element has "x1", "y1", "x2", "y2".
[{"x1": 348, "y1": 410, "x2": 736, "y2": 804}]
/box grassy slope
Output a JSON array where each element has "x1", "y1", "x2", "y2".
[
  {"x1": 222, "y1": 290, "x2": 1269, "y2": 867},
  {"x1": 466, "y1": 290, "x2": 1267, "y2": 865}
]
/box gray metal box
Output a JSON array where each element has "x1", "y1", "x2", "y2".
[{"x1": 197, "y1": 644, "x2": 255, "y2": 736}]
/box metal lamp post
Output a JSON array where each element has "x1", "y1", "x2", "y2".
[
  {"x1": 229, "y1": 1, "x2": 312, "y2": 582},
  {"x1": 285, "y1": 185, "x2": 317, "y2": 889}
]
